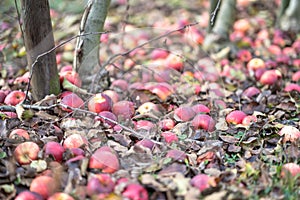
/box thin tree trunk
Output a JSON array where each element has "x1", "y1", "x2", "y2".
[
  {"x1": 278, "y1": 0, "x2": 300, "y2": 32},
  {"x1": 21, "y1": 0, "x2": 60, "y2": 101},
  {"x1": 74, "y1": 0, "x2": 110, "y2": 89}
]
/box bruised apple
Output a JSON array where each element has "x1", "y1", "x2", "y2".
[
  {"x1": 112, "y1": 100, "x2": 135, "y2": 120},
  {"x1": 122, "y1": 184, "x2": 148, "y2": 200},
  {"x1": 63, "y1": 134, "x2": 88, "y2": 149},
  {"x1": 87, "y1": 174, "x2": 115, "y2": 196},
  {"x1": 44, "y1": 141, "x2": 65, "y2": 162},
  {"x1": 174, "y1": 106, "x2": 196, "y2": 122},
  {"x1": 9, "y1": 128, "x2": 30, "y2": 140},
  {"x1": 95, "y1": 111, "x2": 118, "y2": 128},
  {"x1": 88, "y1": 93, "x2": 113, "y2": 113}
]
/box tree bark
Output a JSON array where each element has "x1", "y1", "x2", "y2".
[
  {"x1": 278, "y1": 0, "x2": 300, "y2": 32},
  {"x1": 74, "y1": 0, "x2": 110, "y2": 89},
  {"x1": 21, "y1": 0, "x2": 60, "y2": 101}
]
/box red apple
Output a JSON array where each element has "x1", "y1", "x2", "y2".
[
  {"x1": 237, "y1": 49, "x2": 252, "y2": 62},
  {"x1": 15, "y1": 191, "x2": 43, "y2": 200},
  {"x1": 192, "y1": 104, "x2": 210, "y2": 114},
  {"x1": 281, "y1": 163, "x2": 300, "y2": 178},
  {"x1": 161, "y1": 131, "x2": 178, "y2": 144},
  {"x1": 137, "y1": 102, "x2": 159, "y2": 114},
  {"x1": 165, "y1": 54, "x2": 184, "y2": 71},
  {"x1": 60, "y1": 65, "x2": 73, "y2": 73},
  {"x1": 48, "y1": 192, "x2": 75, "y2": 200},
  {"x1": 89, "y1": 146, "x2": 120, "y2": 173},
  {"x1": 226, "y1": 110, "x2": 247, "y2": 125},
  {"x1": 284, "y1": 83, "x2": 300, "y2": 93},
  {"x1": 259, "y1": 69, "x2": 282, "y2": 85},
  {"x1": 242, "y1": 115, "x2": 258, "y2": 126},
  {"x1": 14, "y1": 71, "x2": 30, "y2": 84},
  {"x1": 95, "y1": 111, "x2": 118, "y2": 128},
  {"x1": 87, "y1": 174, "x2": 115, "y2": 196},
  {"x1": 61, "y1": 93, "x2": 85, "y2": 112},
  {"x1": 122, "y1": 184, "x2": 148, "y2": 200},
  {"x1": 111, "y1": 79, "x2": 129, "y2": 91},
  {"x1": 292, "y1": 71, "x2": 300, "y2": 82},
  {"x1": 4, "y1": 90, "x2": 25, "y2": 106},
  {"x1": 44, "y1": 141, "x2": 65, "y2": 162},
  {"x1": 136, "y1": 139, "x2": 155, "y2": 149},
  {"x1": 191, "y1": 114, "x2": 215, "y2": 132},
  {"x1": 9, "y1": 128, "x2": 30, "y2": 140},
  {"x1": 158, "y1": 119, "x2": 175, "y2": 131},
  {"x1": 145, "y1": 83, "x2": 174, "y2": 101},
  {"x1": 151, "y1": 49, "x2": 169, "y2": 60},
  {"x1": 242, "y1": 87, "x2": 260, "y2": 99},
  {"x1": 30, "y1": 176, "x2": 58, "y2": 199},
  {"x1": 174, "y1": 106, "x2": 196, "y2": 122},
  {"x1": 59, "y1": 71, "x2": 82, "y2": 87},
  {"x1": 102, "y1": 90, "x2": 119, "y2": 104},
  {"x1": 112, "y1": 100, "x2": 135, "y2": 120},
  {"x1": 190, "y1": 174, "x2": 216, "y2": 192},
  {"x1": 247, "y1": 58, "x2": 265, "y2": 71},
  {"x1": 134, "y1": 120, "x2": 156, "y2": 131},
  {"x1": 233, "y1": 19, "x2": 251, "y2": 33},
  {"x1": 14, "y1": 141, "x2": 40, "y2": 165},
  {"x1": 88, "y1": 93, "x2": 113, "y2": 113},
  {"x1": 63, "y1": 134, "x2": 88, "y2": 149}
]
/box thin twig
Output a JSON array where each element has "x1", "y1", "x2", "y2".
[{"x1": 210, "y1": 0, "x2": 222, "y2": 26}]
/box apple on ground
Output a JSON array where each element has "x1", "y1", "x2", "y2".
[
  {"x1": 60, "y1": 92, "x2": 85, "y2": 112},
  {"x1": 44, "y1": 141, "x2": 65, "y2": 162},
  {"x1": 166, "y1": 149, "x2": 187, "y2": 161},
  {"x1": 161, "y1": 131, "x2": 178, "y2": 144},
  {"x1": 281, "y1": 163, "x2": 300, "y2": 178},
  {"x1": 4, "y1": 90, "x2": 26, "y2": 106},
  {"x1": 135, "y1": 139, "x2": 155, "y2": 149},
  {"x1": 173, "y1": 106, "x2": 196, "y2": 122},
  {"x1": 88, "y1": 93, "x2": 113, "y2": 113},
  {"x1": 190, "y1": 174, "x2": 216, "y2": 192},
  {"x1": 63, "y1": 134, "x2": 88, "y2": 149},
  {"x1": 112, "y1": 100, "x2": 135, "y2": 120},
  {"x1": 122, "y1": 183, "x2": 148, "y2": 200},
  {"x1": 226, "y1": 110, "x2": 247, "y2": 125},
  {"x1": 89, "y1": 146, "x2": 120, "y2": 173},
  {"x1": 30, "y1": 176, "x2": 58, "y2": 199},
  {"x1": 9, "y1": 128, "x2": 30, "y2": 140},
  {"x1": 59, "y1": 70, "x2": 82, "y2": 87},
  {"x1": 95, "y1": 111, "x2": 118, "y2": 128},
  {"x1": 158, "y1": 119, "x2": 175, "y2": 131},
  {"x1": 191, "y1": 114, "x2": 215, "y2": 132},
  {"x1": 48, "y1": 192, "x2": 75, "y2": 200},
  {"x1": 87, "y1": 174, "x2": 115, "y2": 196},
  {"x1": 14, "y1": 141, "x2": 40, "y2": 165},
  {"x1": 15, "y1": 191, "x2": 43, "y2": 200}
]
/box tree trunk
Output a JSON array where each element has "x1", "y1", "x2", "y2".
[
  {"x1": 74, "y1": 0, "x2": 110, "y2": 89},
  {"x1": 21, "y1": 0, "x2": 60, "y2": 101},
  {"x1": 278, "y1": 0, "x2": 300, "y2": 32},
  {"x1": 203, "y1": 0, "x2": 236, "y2": 51}
]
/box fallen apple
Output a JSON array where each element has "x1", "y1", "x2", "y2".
[
  {"x1": 174, "y1": 106, "x2": 196, "y2": 122},
  {"x1": 226, "y1": 110, "x2": 247, "y2": 125},
  {"x1": 9, "y1": 128, "x2": 30, "y2": 140},
  {"x1": 89, "y1": 146, "x2": 120, "y2": 173},
  {"x1": 87, "y1": 174, "x2": 115, "y2": 196},
  {"x1": 122, "y1": 183, "x2": 148, "y2": 200},
  {"x1": 158, "y1": 119, "x2": 175, "y2": 131},
  {"x1": 15, "y1": 191, "x2": 43, "y2": 200},
  {"x1": 88, "y1": 93, "x2": 113, "y2": 113},
  {"x1": 47, "y1": 192, "x2": 75, "y2": 200},
  {"x1": 60, "y1": 92, "x2": 85, "y2": 112},
  {"x1": 14, "y1": 141, "x2": 40, "y2": 165},
  {"x1": 4, "y1": 90, "x2": 26, "y2": 106},
  {"x1": 63, "y1": 134, "x2": 88, "y2": 149},
  {"x1": 44, "y1": 141, "x2": 65, "y2": 162},
  {"x1": 112, "y1": 100, "x2": 135, "y2": 120},
  {"x1": 59, "y1": 70, "x2": 82, "y2": 87},
  {"x1": 191, "y1": 114, "x2": 215, "y2": 132},
  {"x1": 161, "y1": 131, "x2": 178, "y2": 144},
  {"x1": 30, "y1": 176, "x2": 58, "y2": 199},
  {"x1": 95, "y1": 111, "x2": 118, "y2": 128}
]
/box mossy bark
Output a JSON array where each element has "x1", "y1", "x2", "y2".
[
  {"x1": 74, "y1": 0, "x2": 110, "y2": 89},
  {"x1": 21, "y1": 0, "x2": 60, "y2": 101}
]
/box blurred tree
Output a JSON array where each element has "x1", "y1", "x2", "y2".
[{"x1": 73, "y1": 0, "x2": 111, "y2": 90}]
